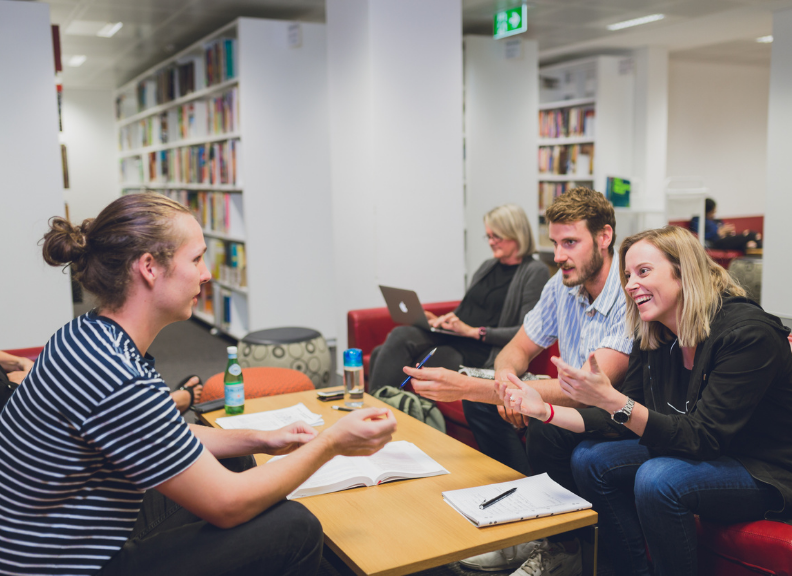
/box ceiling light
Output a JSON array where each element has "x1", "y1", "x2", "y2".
[
  {"x1": 67, "y1": 55, "x2": 87, "y2": 67},
  {"x1": 756, "y1": 35, "x2": 773, "y2": 43},
  {"x1": 607, "y1": 14, "x2": 665, "y2": 31},
  {"x1": 96, "y1": 22, "x2": 123, "y2": 38}
]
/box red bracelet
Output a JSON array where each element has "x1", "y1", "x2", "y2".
[{"x1": 543, "y1": 403, "x2": 555, "y2": 424}]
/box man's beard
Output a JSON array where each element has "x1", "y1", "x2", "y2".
[{"x1": 559, "y1": 244, "x2": 604, "y2": 287}]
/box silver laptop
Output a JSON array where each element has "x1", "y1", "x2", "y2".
[{"x1": 379, "y1": 285, "x2": 462, "y2": 337}]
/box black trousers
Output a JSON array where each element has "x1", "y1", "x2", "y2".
[
  {"x1": 98, "y1": 458, "x2": 323, "y2": 576},
  {"x1": 463, "y1": 399, "x2": 584, "y2": 493},
  {"x1": 368, "y1": 325, "x2": 465, "y2": 393}
]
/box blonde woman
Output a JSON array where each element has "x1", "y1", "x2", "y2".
[
  {"x1": 499, "y1": 226, "x2": 792, "y2": 576},
  {"x1": 368, "y1": 204, "x2": 549, "y2": 392}
]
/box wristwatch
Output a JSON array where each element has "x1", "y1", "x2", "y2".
[
  {"x1": 479, "y1": 326, "x2": 487, "y2": 342},
  {"x1": 612, "y1": 398, "x2": 635, "y2": 424}
]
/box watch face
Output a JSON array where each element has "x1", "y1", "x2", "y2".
[{"x1": 613, "y1": 411, "x2": 629, "y2": 424}]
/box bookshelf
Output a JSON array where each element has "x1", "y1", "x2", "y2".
[
  {"x1": 114, "y1": 18, "x2": 335, "y2": 341},
  {"x1": 536, "y1": 56, "x2": 635, "y2": 251}
]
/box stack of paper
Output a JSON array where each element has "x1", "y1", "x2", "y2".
[
  {"x1": 442, "y1": 473, "x2": 591, "y2": 527},
  {"x1": 215, "y1": 402, "x2": 324, "y2": 430}
]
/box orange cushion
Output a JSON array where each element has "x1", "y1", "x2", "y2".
[{"x1": 202, "y1": 367, "x2": 315, "y2": 402}]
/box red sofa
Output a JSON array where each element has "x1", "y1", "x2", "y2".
[
  {"x1": 347, "y1": 302, "x2": 560, "y2": 449},
  {"x1": 346, "y1": 304, "x2": 792, "y2": 576},
  {"x1": 669, "y1": 215, "x2": 763, "y2": 269}
]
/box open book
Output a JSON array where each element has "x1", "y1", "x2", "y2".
[
  {"x1": 442, "y1": 473, "x2": 591, "y2": 527},
  {"x1": 270, "y1": 440, "x2": 449, "y2": 499}
]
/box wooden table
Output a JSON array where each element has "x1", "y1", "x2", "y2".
[{"x1": 199, "y1": 389, "x2": 598, "y2": 576}]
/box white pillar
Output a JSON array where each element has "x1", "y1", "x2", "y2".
[
  {"x1": 0, "y1": 1, "x2": 72, "y2": 349},
  {"x1": 463, "y1": 36, "x2": 538, "y2": 279},
  {"x1": 632, "y1": 46, "x2": 669, "y2": 230},
  {"x1": 327, "y1": 0, "x2": 465, "y2": 355},
  {"x1": 762, "y1": 8, "x2": 792, "y2": 323}
]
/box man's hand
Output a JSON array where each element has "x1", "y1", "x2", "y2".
[
  {"x1": 405, "y1": 366, "x2": 470, "y2": 402},
  {"x1": 552, "y1": 353, "x2": 621, "y2": 410},
  {"x1": 322, "y1": 408, "x2": 397, "y2": 457},
  {"x1": 262, "y1": 421, "x2": 319, "y2": 455}
]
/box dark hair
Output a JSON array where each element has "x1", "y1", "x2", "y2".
[
  {"x1": 705, "y1": 198, "x2": 716, "y2": 214},
  {"x1": 544, "y1": 187, "x2": 617, "y2": 255},
  {"x1": 42, "y1": 193, "x2": 191, "y2": 312}
]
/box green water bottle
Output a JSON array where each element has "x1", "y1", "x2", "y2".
[{"x1": 224, "y1": 346, "x2": 245, "y2": 415}]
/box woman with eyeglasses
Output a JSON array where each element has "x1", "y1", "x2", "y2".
[
  {"x1": 499, "y1": 226, "x2": 792, "y2": 576},
  {"x1": 368, "y1": 204, "x2": 550, "y2": 393}
]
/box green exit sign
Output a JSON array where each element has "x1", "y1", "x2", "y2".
[{"x1": 494, "y1": 5, "x2": 527, "y2": 39}]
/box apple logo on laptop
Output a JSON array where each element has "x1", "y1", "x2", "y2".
[{"x1": 399, "y1": 301, "x2": 408, "y2": 313}]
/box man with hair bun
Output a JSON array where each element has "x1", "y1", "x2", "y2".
[
  {"x1": 0, "y1": 193, "x2": 397, "y2": 576},
  {"x1": 405, "y1": 188, "x2": 633, "y2": 574}
]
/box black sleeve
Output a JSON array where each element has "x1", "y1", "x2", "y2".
[
  {"x1": 640, "y1": 322, "x2": 781, "y2": 459},
  {"x1": 485, "y1": 262, "x2": 550, "y2": 347}
]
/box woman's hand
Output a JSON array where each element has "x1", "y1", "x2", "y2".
[
  {"x1": 496, "y1": 373, "x2": 550, "y2": 421},
  {"x1": 430, "y1": 312, "x2": 478, "y2": 339},
  {"x1": 552, "y1": 352, "x2": 619, "y2": 408},
  {"x1": 424, "y1": 310, "x2": 438, "y2": 322}
]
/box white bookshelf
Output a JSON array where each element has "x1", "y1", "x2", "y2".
[
  {"x1": 114, "y1": 18, "x2": 335, "y2": 341},
  {"x1": 536, "y1": 56, "x2": 635, "y2": 250}
]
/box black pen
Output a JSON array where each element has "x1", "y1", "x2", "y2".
[
  {"x1": 479, "y1": 487, "x2": 517, "y2": 509},
  {"x1": 399, "y1": 347, "x2": 437, "y2": 389},
  {"x1": 332, "y1": 405, "x2": 355, "y2": 412}
]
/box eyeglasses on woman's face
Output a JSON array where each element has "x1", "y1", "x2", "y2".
[{"x1": 485, "y1": 232, "x2": 503, "y2": 243}]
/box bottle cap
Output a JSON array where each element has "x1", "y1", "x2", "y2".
[
  {"x1": 343, "y1": 348, "x2": 363, "y2": 368},
  {"x1": 227, "y1": 346, "x2": 238, "y2": 355}
]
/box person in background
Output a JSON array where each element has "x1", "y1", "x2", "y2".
[
  {"x1": 405, "y1": 188, "x2": 633, "y2": 574},
  {"x1": 501, "y1": 226, "x2": 792, "y2": 576},
  {"x1": 0, "y1": 193, "x2": 397, "y2": 576},
  {"x1": 690, "y1": 197, "x2": 761, "y2": 251},
  {"x1": 368, "y1": 203, "x2": 549, "y2": 393},
  {"x1": 0, "y1": 350, "x2": 33, "y2": 384}
]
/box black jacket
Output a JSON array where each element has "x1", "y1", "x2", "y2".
[{"x1": 579, "y1": 297, "x2": 792, "y2": 516}]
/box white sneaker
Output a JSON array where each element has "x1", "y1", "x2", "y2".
[
  {"x1": 509, "y1": 539, "x2": 582, "y2": 576},
  {"x1": 459, "y1": 539, "x2": 548, "y2": 572}
]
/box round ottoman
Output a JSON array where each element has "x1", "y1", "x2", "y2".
[
  {"x1": 728, "y1": 257, "x2": 762, "y2": 305},
  {"x1": 238, "y1": 327, "x2": 332, "y2": 388}
]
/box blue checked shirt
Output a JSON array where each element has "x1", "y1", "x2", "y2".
[{"x1": 523, "y1": 255, "x2": 633, "y2": 369}]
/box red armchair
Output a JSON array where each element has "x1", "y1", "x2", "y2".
[{"x1": 347, "y1": 303, "x2": 559, "y2": 449}]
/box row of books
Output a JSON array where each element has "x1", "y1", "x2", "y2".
[
  {"x1": 115, "y1": 37, "x2": 237, "y2": 119},
  {"x1": 538, "y1": 180, "x2": 592, "y2": 212},
  {"x1": 120, "y1": 156, "x2": 144, "y2": 185},
  {"x1": 162, "y1": 189, "x2": 244, "y2": 238},
  {"x1": 539, "y1": 106, "x2": 595, "y2": 139},
  {"x1": 147, "y1": 139, "x2": 241, "y2": 185},
  {"x1": 538, "y1": 143, "x2": 594, "y2": 176},
  {"x1": 207, "y1": 238, "x2": 247, "y2": 289},
  {"x1": 194, "y1": 283, "x2": 243, "y2": 332},
  {"x1": 119, "y1": 88, "x2": 239, "y2": 150}
]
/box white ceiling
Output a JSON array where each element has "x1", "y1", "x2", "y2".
[{"x1": 30, "y1": 0, "x2": 792, "y2": 90}]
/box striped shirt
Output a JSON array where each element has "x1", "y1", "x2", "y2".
[
  {"x1": 0, "y1": 312, "x2": 203, "y2": 575},
  {"x1": 523, "y1": 255, "x2": 633, "y2": 369}
]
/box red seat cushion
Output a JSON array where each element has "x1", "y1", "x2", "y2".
[
  {"x1": 202, "y1": 367, "x2": 314, "y2": 402},
  {"x1": 696, "y1": 517, "x2": 792, "y2": 576}
]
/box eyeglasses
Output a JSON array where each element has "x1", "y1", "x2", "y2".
[{"x1": 484, "y1": 233, "x2": 503, "y2": 243}]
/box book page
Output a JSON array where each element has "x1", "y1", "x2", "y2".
[
  {"x1": 215, "y1": 403, "x2": 324, "y2": 430},
  {"x1": 270, "y1": 441, "x2": 448, "y2": 499},
  {"x1": 366, "y1": 441, "x2": 449, "y2": 482},
  {"x1": 442, "y1": 473, "x2": 591, "y2": 527}
]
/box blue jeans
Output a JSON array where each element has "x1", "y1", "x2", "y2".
[{"x1": 571, "y1": 439, "x2": 780, "y2": 576}]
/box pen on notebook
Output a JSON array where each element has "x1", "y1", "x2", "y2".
[
  {"x1": 332, "y1": 405, "x2": 355, "y2": 412},
  {"x1": 479, "y1": 487, "x2": 517, "y2": 510},
  {"x1": 399, "y1": 347, "x2": 437, "y2": 389}
]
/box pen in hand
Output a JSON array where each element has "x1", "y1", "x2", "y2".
[
  {"x1": 479, "y1": 487, "x2": 517, "y2": 509},
  {"x1": 399, "y1": 347, "x2": 437, "y2": 389}
]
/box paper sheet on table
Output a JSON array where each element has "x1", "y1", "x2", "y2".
[
  {"x1": 215, "y1": 402, "x2": 324, "y2": 430},
  {"x1": 442, "y1": 473, "x2": 591, "y2": 527}
]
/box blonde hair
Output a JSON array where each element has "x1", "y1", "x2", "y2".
[
  {"x1": 483, "y1": 204, "x2": 536, "y2": 258},
  {"x1": 619, "y1": 226, "x2": 746, "y2": 350}
]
